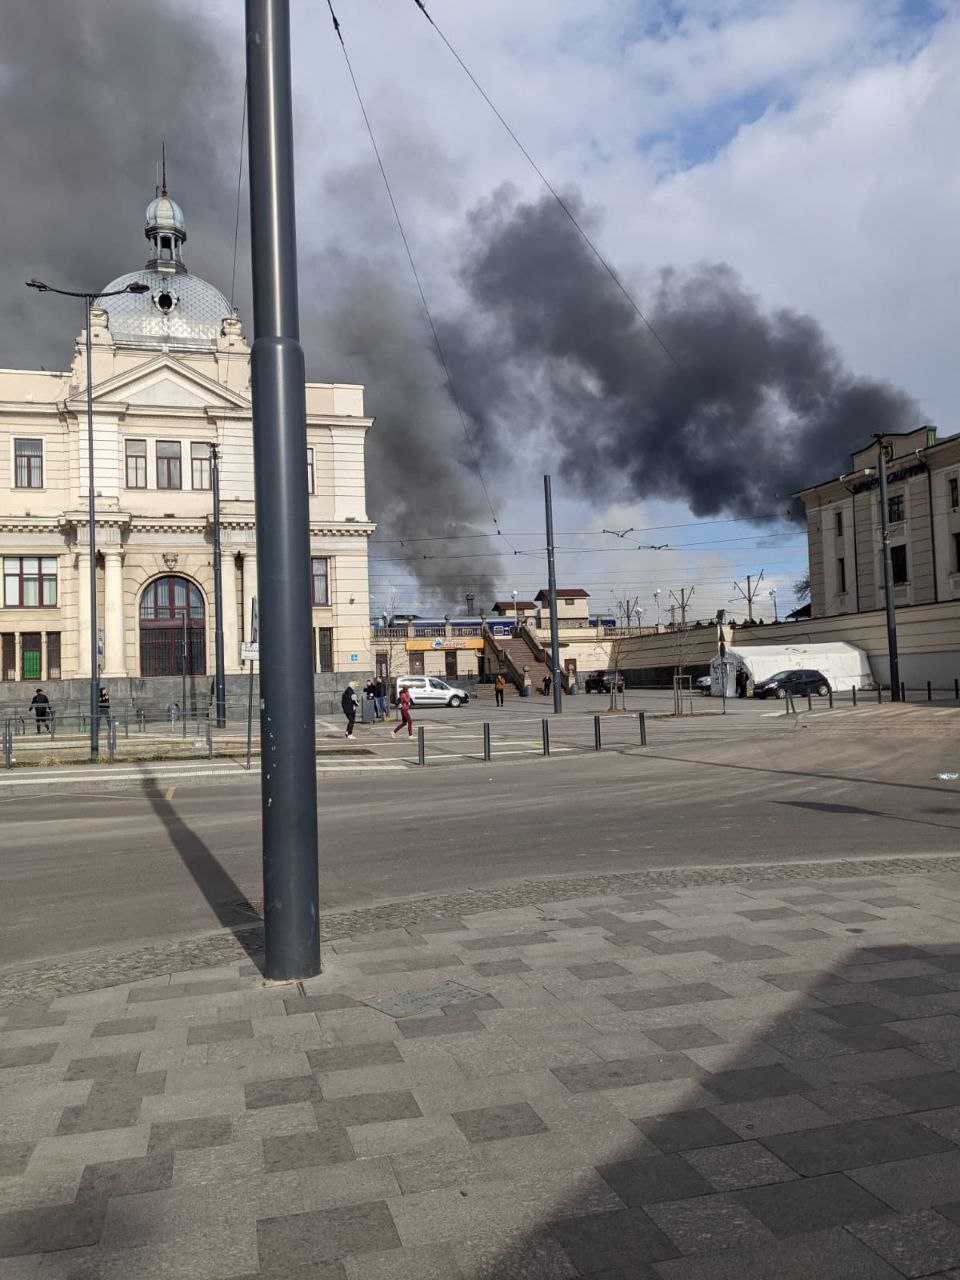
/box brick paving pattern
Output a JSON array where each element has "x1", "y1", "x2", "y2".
[{"x1": 4, "y1": 869, "x2": 960, "y2": 1275}]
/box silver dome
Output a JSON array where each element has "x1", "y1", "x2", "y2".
[
  {"x1": 145, "y1": 193, "x2": 186, "y2": 235},
  {"x1": 95, "y1": 269, "x2": 233, "y2": 349}
]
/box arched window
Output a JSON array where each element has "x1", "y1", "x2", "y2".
[{"x1": 139, "y1": 576, "x2": 205, "y2": 676}]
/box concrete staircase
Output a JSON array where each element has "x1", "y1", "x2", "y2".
[{"x1": 483, "y1": 632, "x2": 551, "y2": 692}]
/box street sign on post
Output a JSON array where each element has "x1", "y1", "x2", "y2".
[{"x1": 241, "y1": 642, "x2": 260, "y2": 662}]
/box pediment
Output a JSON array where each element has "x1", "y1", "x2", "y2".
[{"x1": 74, "y1": 354, "x2": 249, "y2": 412}]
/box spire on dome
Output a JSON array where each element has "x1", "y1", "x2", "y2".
[{"x1": 144, "y1": 150, "x2": 186, "y2": 274}]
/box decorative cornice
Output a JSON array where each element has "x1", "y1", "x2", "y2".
[{"x1": 0, "y1": 520, "x2": 64, "y2": 534}]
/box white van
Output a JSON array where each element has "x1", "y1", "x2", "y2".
[{"x1": 394, "y1": 675, "x2": 470, "y2": 708}]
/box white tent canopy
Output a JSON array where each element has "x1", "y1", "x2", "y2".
[{"x1": 709, "y1": 642, "x2": 873, "y2": 696}]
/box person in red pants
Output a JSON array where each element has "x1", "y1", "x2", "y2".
[{"x1": 392, "y1": 685, "x2": 414, "y2": 737}]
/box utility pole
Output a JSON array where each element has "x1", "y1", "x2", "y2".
[
  {"x1": 875, "y1": 435, "x2": 902, "y2": 700},
  {"x1": 733, "y1": 570, "x2": 764, "y2": 622},
  {"x1": 669, "y1": 587, "x2": 694, "y2": 627},
  {"x1": 211, "y1": 443, "x2": 226, "y2": 728},
  {"x1": 543, "y1": 475, "x2": 562, "y2": 713},
  {"x1": 245, "y1": 0, "x2": 320, "y2": 980}
]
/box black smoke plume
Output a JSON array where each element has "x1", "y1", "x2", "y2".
[{"x1": 444, "y1": 186, "x2": 922, "y2": 521}]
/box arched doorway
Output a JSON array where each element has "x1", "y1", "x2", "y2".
[{"x1": 139, "y1": 576, "x2": 206, "y2": 677}]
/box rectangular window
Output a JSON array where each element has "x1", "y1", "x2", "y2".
[
  {"x1": 14, "y1": 438, "x2": 43, "y2": 489},
  {"x1": 834, "y1": 510, "x2": 843, "y2": 537},
  {"x1": 315, "y1": 627, "x2": 333, "y2": 673},
  {"x1": 191, "y1": 442, "x2": 212, "y2": 490},
  {"x1": 887, "y1": 493, "x2": 904, "y2": 524},
  {"x1": 306, "y1": 447, "x2": 315, "y2": 496},
  {"x1": 954, "y1": 532, "x2": 960, "y2": 573},
  {"x1": 46, "y1": 632, "x2": 61, "y2": 680},
  {"x1": 837, "y1": 557, "x2": 846, "y2": 594},
  {"x1": 1, "y1": 633, "x2": 14, "y2": 681},
  {"x1": 951, "y1": 477, "x2": 959, "y2": 510},
  {"x1": 125, "y1": 438, "x2": 147, "y2": 488},
  {"x1": 891, "y1": 544, "x2": 908, "y2": 585},
  {"x1": 3, "y1": 556, "x2": 57, "y2": 608},
  {"x1": 20, "y1": 633, "x2": 41, "y2": 681},
  {"x1": 156, "y1": 440, "x2": 182, "y2": 490},
  {"x1": 311, "y1": 556, "x2": 329, "y2": 606}
]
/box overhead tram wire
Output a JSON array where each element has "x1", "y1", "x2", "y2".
[
  {"x1": 324, "y1": 0, "x2": 515, "y2": 554},
  {"x1": 409, "y1": 0, "x2": 680, "y2": 371}
]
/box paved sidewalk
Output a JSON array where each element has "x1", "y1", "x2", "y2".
[{"x1": 5, "y1": 868, "x2": 960, "y2": 1277}]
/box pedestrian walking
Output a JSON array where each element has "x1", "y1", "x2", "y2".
[
  {"x1": 374, "y1": 677, "x2": 388, "y2": 721},
  {"x1": 392, "y1": 685, "x2": 414, "y2": 737},
  {"x1": 542, "y1": 673, "x2": 552, "y2": 697},
  {"x1": 98, "y1": 686, "x2": 111, "y2": 725},
  {"x1": 364, "y1": 678, "x2": 379, "y2": 720},
  {"x1": 736, "y1": 668, "x2": 748, "y2": 698},
  {"x1": 494, "y1": 673, "x2": 505, "y2": 708},
  {"x1": 341, "y1": 681, "x2": 359, "y2": 740},
  {"x1": 30, "y1": 688, "x2": 51, "y2": 734}
]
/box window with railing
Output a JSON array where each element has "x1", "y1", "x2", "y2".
[
  {"x1": 14, "y1": 438, "x2": 43, "y2": 488},
  {"x1": 3, "y1": 557, "x2": 58, "y2": 608}
]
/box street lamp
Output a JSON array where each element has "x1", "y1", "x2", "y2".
[
  {"x1": 26, "y1": 278, "x2": 149, "y2": 758},
  {"x1": 511, "y1": 589, "x2": 519, "y2": 633},
  {"x1": 210, "y1": 442, "x2": 226, "y2": 728},
  {"x1": 653, "y1": 589, "x2": 662, "y2": 628},
  {"x1": 768, "y1": 588, "x2": 778, "y2": 623}
]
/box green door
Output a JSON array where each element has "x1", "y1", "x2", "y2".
[{"x1": 21, "y1": 634, "x2": 41, "y2": 680}]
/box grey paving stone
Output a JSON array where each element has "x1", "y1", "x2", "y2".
[
  {"x1": 597, "y1": 1154, "x2": 713, "y2": 1205},
  {"x1": 821, "y1": 910, "x2": 882, "y2": 923},
  {"x1": 322, "y1": 1090, "x2": 422, "y2": 1127},
  {"x1": 818, "y1": 1002, "x2": 898, "y2": 1027},
  {"x1": 653, "y1": 1224, "x2": 904, "y2": 1279},
  {"x1": 794, "y1": 1048, "x2": 942, "y2": 1086},
  {"x1": 361, "y1": 956, "x2": 465, "y2": 976},
  {"x1": 0, "y1": 1142, "x2": 34, "y2": 1177},
  {"x1": 871, "y1": 977, "x2": 950, "y2": 997},
  {"x1": 802, "y1": 1084, "x2": 910, "y2": 1122},
  {"x1": 262, "y1": 1122, "x2": 355, "y2": 1173},
  {"x1": 461, "y1": 933, "x2": 557, "y2": 951},
  {"x1": 762, "y1": 1115, "x2": 955, "y2": 1176},
  {"x1": 759, "y1": 1029, "x2": 853, "y2": 1061},
  {"x1": 737, "y1": 909, "x2": 802, "y2": 921},
  {"x1": 568, "y1": 962, "x2": 632, "y2": 980},
  {"x1": 848, "y1": 1209, "x2": 960, "y2": 1278},
  {"x1": 244, "y1": 1075, "x2": 321, "y2": 1110},
  {"x1": 0, "y1": 1044, "x2": 56, "y2": 1070},
  {"x1": 552, "y1": 1054, "x2": 703, "y2": 1094},
  {"x1": 928, "y1": 957, "x2": 960, "y2": 974},
  {"x1": 850, "y1": 1151, "x2": 960, "y2": 1211},
  {"x1": 738, "y1": 1172, "x2": 891, "y2": 1236},
  {"x1": 147, "y1": 1115, "x2": 233, "y2": 1154},
  {"x1": 549, "y1": 1207, "x2": 678, "y2": 1270},
  {"x1": 890, "y1": 1016, "x2": 960, "y2": 1043},
  {"x1": 634, "y1": 1110, "x2": 740, "y2": 1154},
  {"x1": 825, "y1": 1026, "x2": 912, "y2": 1052},
  {"x1": 865, "y1": 946, "x2": 932, "y2": 961},
  {"x1": 0, "y1": 1200, "x2": 104, "y2": 1256},
  {"x1": 397, "y1": 1011, "x2": 484, "y2": 1039},
  {"x1": 454, "y1": 1230, "x2": 577, "y2": 1279},
  {"x1": 646, "y1": 1191, "x2": 773, "y2": 1252},
  {"x1": 57, "y1": 1072, "x2": 167, "y2": 1135},
  {"x1": 283, "y1": 993, "x2": 361, "y2": 1015},
  {"x1": 62, "y1": 1052, "x2": 141, "y2": 1081},
  {"x1": 257, "y1": 1200, "x2": 401, "y2": 1267},
  {"x1": 913, "y1": 1106, "x2": 960, "y2": 1143},
  {"x1": 452, "y1": 1101, "x2": 548, "y2": 1144},
  {"x1": 90, "y1": 1017, "x2": 158, "y2": 1038},
  {"x1": 471, "y1": 960, "x2": 532, "y2": 977},
  {"x1": 873, "y1": 1070, "x2": 960, "y2": 1111},
  {"x1": 760, "y1": 970, "x2": 837, "y2": 993},
  {"x1": 76, "y1": 1150, "x2": 174, "y2": 1202},
  {"x1": 607, "y1": 984, "x2": 731, "y2": 1012},
  {"x1": 1, "y1": 1006, "x2": 66, "y2": 1030},
  {"x1": 643, "y1": 1025, "x2": 724, "y2": 1051},
  {"x1": 308, "y1": 1043, "x2": 404, "y2": 1073},
  {"x1": 701, "y1": 1065, "x2": 809, "y2": 1105},
  {"x1": 185, "y1": 1019, "x2": 253, "y2": 1044},
  {"x1": 684, "y1": 1141, "x2": 798, "y2": 1191}
]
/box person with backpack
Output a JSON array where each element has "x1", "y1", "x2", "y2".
[
  {"x1": 494, "y1": 672, "x2": 506, "y2": 708},
  {"x1": 341, "y1": 681, "x2": 359, "y2": 740},
  {"x1": 30, "y1": 688, "x2": 51, "y2": 734},
  {"x1": 391, "y1": 684, "x2": 414, "y2": 737}
]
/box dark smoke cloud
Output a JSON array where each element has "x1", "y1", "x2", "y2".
[
  {"x1": 0, "y1": 1, "x2": 503, "y2": 603},
  {"x1": 443, "y1": 186, "x2": 922, "y2": 521}
]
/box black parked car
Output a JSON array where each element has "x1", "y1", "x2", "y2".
[
  {"x1": 585, "y1": 671, "x2": 625, "y2": 694},
  {"x1": 753, "y1": 668, "x2": 831, "y2": 700}
]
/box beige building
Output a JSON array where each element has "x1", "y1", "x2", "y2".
[
  {"x1": 0, "y1": 189, "x2": 374, "y2": 698},
  {"x1": 796, "y1": 426, "x2": 960, "y2": 620}
]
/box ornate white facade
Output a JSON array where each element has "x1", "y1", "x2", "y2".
[{"x1": 0, "y1": 190, "x2": 374, "y2": 688}]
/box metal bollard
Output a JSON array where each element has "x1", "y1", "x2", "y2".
[
  {"x1": 594, "y1": 715, "x2": 602, "y2": 751},
  {"x1": 417, "y1": 724, "x2": 425, "y2": 767},
  {"x1": 877, "y1": 685, "x2": 882, "y2": 704},
  {"x1": 50, "y1": 710, "x2": 57, "y2": 740},
  {"x1": 123, "y1": 706, "x2": 129, "y2": 738},
  {"x1": 928, "y1": 680, "x2": 933, "y2": 702},
  {"x1": 900, "y1": 681, "x2": 906, "y2": 703},
  {"x1": 206, "y1": 717, "x2": 213, "y2": 759},
  {"x1": 3, "y1": 723, "x2": 11, "y2": 769},
  {"x1": 956, "y1": 678, "x2": 959, "y2": 701},
  {"x1": 807, "y1": 692, "x2": 812, "y2": 712},
  {"x1": 828, "y1": 688, "x2": 833, "y2": 709},
  {"x1": 107, "y1": 720, "x2": 115, "y2": 764},
  {"x1": 482, "y1": 722, "x2": 491, "y2": 762},
  {"x1": 852, "y1": 685, "x2": 857, "y2": 707},
  {"x1": 638, "y1": 711, "x2": 647, "y2": 746},
  {"x1": 542, "y1": 718, "x2": 550, "y2": 757}
]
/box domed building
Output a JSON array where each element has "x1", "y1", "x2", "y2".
[{"x1": 0, "y1": 190, "x2": 374, "y2": 706}]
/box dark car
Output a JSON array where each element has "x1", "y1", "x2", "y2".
[
  {"x1": 585, "y1": 670, "x2": 624, "y2": 694},
  {"x1": 753, "y1": 668, "x2": 831, "y2": 700}
]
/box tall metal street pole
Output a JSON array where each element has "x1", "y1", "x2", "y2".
[
  {"x1": 875, "y1": 435, "x2": 902, "y2": 701},
  {"x1": 211, "y1": 444, "x2": 226, "y2": 728},
  {"x1": 245, "y1": 0, "x2": 321, "y2": 980},
  {"x1": 25, "y1": 279, "x2": 148, "y2": 759},
  {"x1": 543, "y1": 475, "x2": 562, "y2": 713}
]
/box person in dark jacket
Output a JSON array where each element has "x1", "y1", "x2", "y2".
[
  {"x1": 374, "y1": 678, "x2": 388, "y2": 721},
  {"x1": 30, "y1": 688, "x2": 51, "y2": 734},
  {"x1": 341, "y1": 682, "x2": 359, "y2": 740},
  {"x1": 98, "y1": 686, "x2": 111, "y2": 724}
]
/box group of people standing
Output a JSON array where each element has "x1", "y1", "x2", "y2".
[
  {"x1": 341, "y1": 677, "x2": 414, "y2": 741},
  {"x1": 27, "y1": 686, "x2": 112, "y2": 733}
]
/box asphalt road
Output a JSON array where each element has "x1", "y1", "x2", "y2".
[{"x1": 2, "y1": 702, "x2": 957, "y2": 968}]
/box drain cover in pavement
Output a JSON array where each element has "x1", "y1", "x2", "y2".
[{"x1": 366, "y1": 981, "x2": 484, "y2": 1018}]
